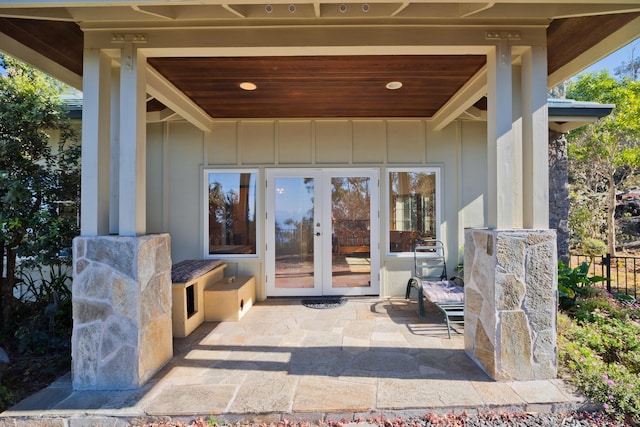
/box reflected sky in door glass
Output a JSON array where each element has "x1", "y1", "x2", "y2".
[{"x1": 275, "y1": 177, "x2": 314, "y2": 225}]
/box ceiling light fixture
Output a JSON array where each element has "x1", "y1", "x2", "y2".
[
  {"x1": 265, "y1": 4, "x2": 273, "y2": 13},
  {"x1": 339, "y1": 3, "x2": 347, "y2": 12},
  {"x1": 288, "y1": 4, "x2": 296, "y2": 13},
  {"x1": 362, "y1": 3, "x2": 370, "y2": 12},
  {"x1": 240, "y1": 82, "x2": 257, "y2": 91},
  {"x1": 386, "y1": 81, "x2": 403, "y2": 90}
]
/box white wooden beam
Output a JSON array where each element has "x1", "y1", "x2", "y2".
[
  {"x1": 81, "y1": 49, "x2": 112, "y2": 236},
  {"x1": 522, "y1": 44, "x2": 549, "y2": 229},
  {"x1": 0, "y1": 33, "x2": 82, "y2": 89},
  {"x1": 146, "y1": 65, "x2": 214, "y2": 132},
  {"x1": 118, "y1": 43, "x2": 147, "y2": 236},
  {"x1": 432, "y1": 65, "x2": 487, "y2": 131},
  {"x1": 147, "y1": 108, "x2": 179, "y2": 122},
  {"x1": 487, "y1": 41, "x2": 516, "y2": 229},
  {"x1": 83, "y1": 26, "x2": 545, "y2": 52},
  {"x1": 460, "y1": 106, "x2": 486, "y2": 120},
  {"x1": 131, "y1": 5, "x2": 176, "y2": 19}
]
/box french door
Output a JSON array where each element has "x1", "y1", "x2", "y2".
[{"x1": 266, "y1": 168, "x2": 379, "y2": 297}]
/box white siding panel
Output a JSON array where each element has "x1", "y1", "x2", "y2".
[
  {"x1": 387, "y1": 120, "x2": 425, "y2": 163},
  {"x1": 278, "y1": 120, "x2": 312, "y2": 164},
  {"x1": 353, "y1": 120, "x2": 385, "y2": 164},
  {"x1": 167, "y1": 122, "x2": 205, "y2": 262},
  {"x1": 315, "y1": 120, "x2": 350, "y2": 164},
  {"x1": 209, "y1": 121, "x2": 237, "y2": 165},
  {"x1": 426, "y1": 122, "x2": 459, "y2": 270},
  {"x1": 240, "y1": 121, "x2": 275, "y2": 164},
  {"x1": 146, "y1": 122, "x2": 165, "y2": 234},
  {"x1": 461, "y1": 121, "x2": 487, "y2": 229}
]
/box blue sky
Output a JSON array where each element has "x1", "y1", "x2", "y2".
[{"x1": 581, "y1": 37, "x2": 640, "y2": 75}]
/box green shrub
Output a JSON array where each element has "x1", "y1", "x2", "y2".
[
  {"x1": 559, "y1": 310, "x2": 640, "y2": 423},
  {"x1": 557, "y1": 261, "x2": 608, "y2": 310},
  {"x1": 0, "y1": 386, "x2": 15, "y2": 410},
  {"x1": 581, "y1": 238, "x2": 608, "y2": 257},
  {"x1": 568, "y1": 295, "x2": 630, "y2": 323}
]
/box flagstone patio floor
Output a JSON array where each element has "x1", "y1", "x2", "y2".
[{"x1": 0, "y1": 297, "x2": 587, "y2": 426}]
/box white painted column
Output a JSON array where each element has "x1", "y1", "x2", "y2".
[
  {"x1": 118, "y1": 43, "x2": 147, "y2": 236},
  {"x1": 80, "y1": 49, "x2": 111, "y2": 236},
  {"x1": 511, "y1": 64, "x2": 524, "y2": 229},
  {"x1": 521, "y1": 45, "x2": 550, "y2": 229},
  {"x1": 109, "y1": 66, "x2": 121, "y2": 235},
  {"x1": 486, "y1": 40, "x2": 517, "y2": 229}
]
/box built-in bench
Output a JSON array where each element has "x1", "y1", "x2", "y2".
[
  {"x1": 171, "y1": 259, "x2": 256, "y2": 337},
  {"x1": 204, "y1": 275, "x2": 255, "y2": 322},
  {"x1": 171, "y1": 259, "x2": 227, "y2": 337}
]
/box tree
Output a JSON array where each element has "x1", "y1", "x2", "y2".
[
  {"x1": 0, "y1": 55, "x2": 80, "y2": 328},
  {"x1": 614, "y1": 41, "x2": 639, "y2": 81},
  {"x1": 566, "y1": 71, "x2": 640, "y2": 255}
]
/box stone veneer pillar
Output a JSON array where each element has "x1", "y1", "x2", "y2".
[
  {"x1": 464, "y1": 229, "x2": 557, "y2": 381},
  {"x1": 549, "y1": 130, "x2": 570, "y2": 265},
  {"x1": 72, "y1": 234, "x2": 173, "y2": 390}
]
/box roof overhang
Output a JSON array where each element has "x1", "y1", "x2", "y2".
[
  {"x1": 0, "y1": 1, "x2": 637, "y2": 124},
  {"x1": 548, "y1": 99, "x2": 615, "y2": 133}
]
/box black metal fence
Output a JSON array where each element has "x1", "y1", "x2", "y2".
[{"x1": 570, "y1": 253, "x2": 639, "y2": 298}]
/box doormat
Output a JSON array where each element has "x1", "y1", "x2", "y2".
[{"x1": 301, "y1": 297, "x2": 347, "y2": 309}]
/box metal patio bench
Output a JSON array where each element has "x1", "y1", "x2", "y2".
[{"x1": 405, "y1": 238, "x2": 464, "y2": 338}]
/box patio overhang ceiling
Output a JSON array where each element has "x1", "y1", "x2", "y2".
[{"x1": 0, "y1": 1, "x2": 639, "y2": 130}]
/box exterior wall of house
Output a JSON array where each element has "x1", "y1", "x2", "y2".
[{"x1": 146, "y1": 118, "x2": 488, "y2": 298}]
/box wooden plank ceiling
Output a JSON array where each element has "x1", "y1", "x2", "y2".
[
  {"x1": 0, "y1": 9, "x2": 638, "y2": 119},
  {"x1": 147, "y1": 55, "x2": 486, "y2": 118}
]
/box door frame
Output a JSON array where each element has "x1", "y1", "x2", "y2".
[{"x1": 265, "y1": 168, "x2": 380, "y2": 297}]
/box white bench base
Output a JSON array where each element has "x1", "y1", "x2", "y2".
[
  {"x1": 204, "y1": 276, "x2": 256, "y2": 322},
  {"x1": 171, "y1": 263, "x2": 226, "y2": 338}
]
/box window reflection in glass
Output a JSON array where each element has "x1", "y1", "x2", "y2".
[
  {"x1": 388, "y1": 170, "x2": 437, "y2": 253},
  {"x1": 208, "y1": 172, "x2": 257, "y2": 255}
]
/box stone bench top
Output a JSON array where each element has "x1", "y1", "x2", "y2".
[{"x1": 171, "y1": 259, "x2": 225, "y2": 283}]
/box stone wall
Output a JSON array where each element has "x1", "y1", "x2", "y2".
[
  {"x1": 549, "y1": 131, "x2": 570, "y2": 264},
  {"x1": 72, "y1": 234, "x2": 173, "y2": 390},
  {"x1": 464, "y1": 229, "x2": 557, "y2": 381}
]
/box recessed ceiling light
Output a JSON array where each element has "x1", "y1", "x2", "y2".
[
  {"x1": 240, "y1": 82, "x2": 257, "y2": 91},
  {"x1": 288, "y1": 4, "x2": 296, "y2": 13},
  {"x1": 339, "y1": 3, "x2": 347, "y2": 12},
  {"x1": 265, "y1": 4, "x2": 273, "y2": 13},
  {"x1": 386, "y1": 81, "x2": 403, "y2": 90},
  {"x1": 362, "y1": 3, "x2": 370, "y2": 12}
]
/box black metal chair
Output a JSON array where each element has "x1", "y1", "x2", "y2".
[{"x1": 405, "y1": 238, "x2": 464, "y2": 338}]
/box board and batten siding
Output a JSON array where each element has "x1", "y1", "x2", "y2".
[{"x1": 146, "y1": 119, "x2": 488, "y2": 299}]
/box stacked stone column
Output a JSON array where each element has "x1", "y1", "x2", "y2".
[
  {"x1": 464, "y1": 229, "x2": 557, "y2": 381},
  {"x1": 72, "y1": 234, "x2": 173, "y2": 390}
]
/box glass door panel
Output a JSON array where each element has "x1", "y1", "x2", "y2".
[
  {"x1": 330, "y1": 176, "x2": 372, "y2": 289},
  {"x1": 323, "y1": 170, "x2": 379, "y2": 296},
  {"x1": 267, "y1": 171, "x2": 322, "y2": 296},
  {"x1": 267, "y1": 169, "x2": 378, "y2": 297}
]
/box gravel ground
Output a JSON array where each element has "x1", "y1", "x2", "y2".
[{"x1": 137, "y1": 411, "x2": 633, "y2": 427}]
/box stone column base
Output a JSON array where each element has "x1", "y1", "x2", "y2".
[
  {"x1": 72, "y1": 234, "x2": 173, "y2": 390},
  {"x1": 464, "y1": 229, "x2": 557, "y2": 381}
]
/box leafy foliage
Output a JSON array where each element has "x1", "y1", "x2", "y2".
[
  {"x1": 0, "y1": 54, "x2": 79, "y2": 328},
  {"x1": 558, "y1": 256, "x2": 640, "y2": 424},
  {"x1": 557, "y1": 261, "x2": 608, "y2": 309},
  {"x1": 559, "y1": 309, "x2": 640, "y2": 424},
  {"x1": 580, "y1": 238, "x2": 608, "y2": 257},
  {"x1": 566, "y1": 71, "x2": 640, "y2": 254},
  {"x1": 614, "y1": 42, "x2": 640, "y2": 81}
]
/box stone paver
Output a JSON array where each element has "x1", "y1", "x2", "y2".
[
  {"x1": 294, "y1": 376, "x2": 376, "y2": 412},
  {"x1": 0, "y1": 298, "x2": 586, "y2": 425}
]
